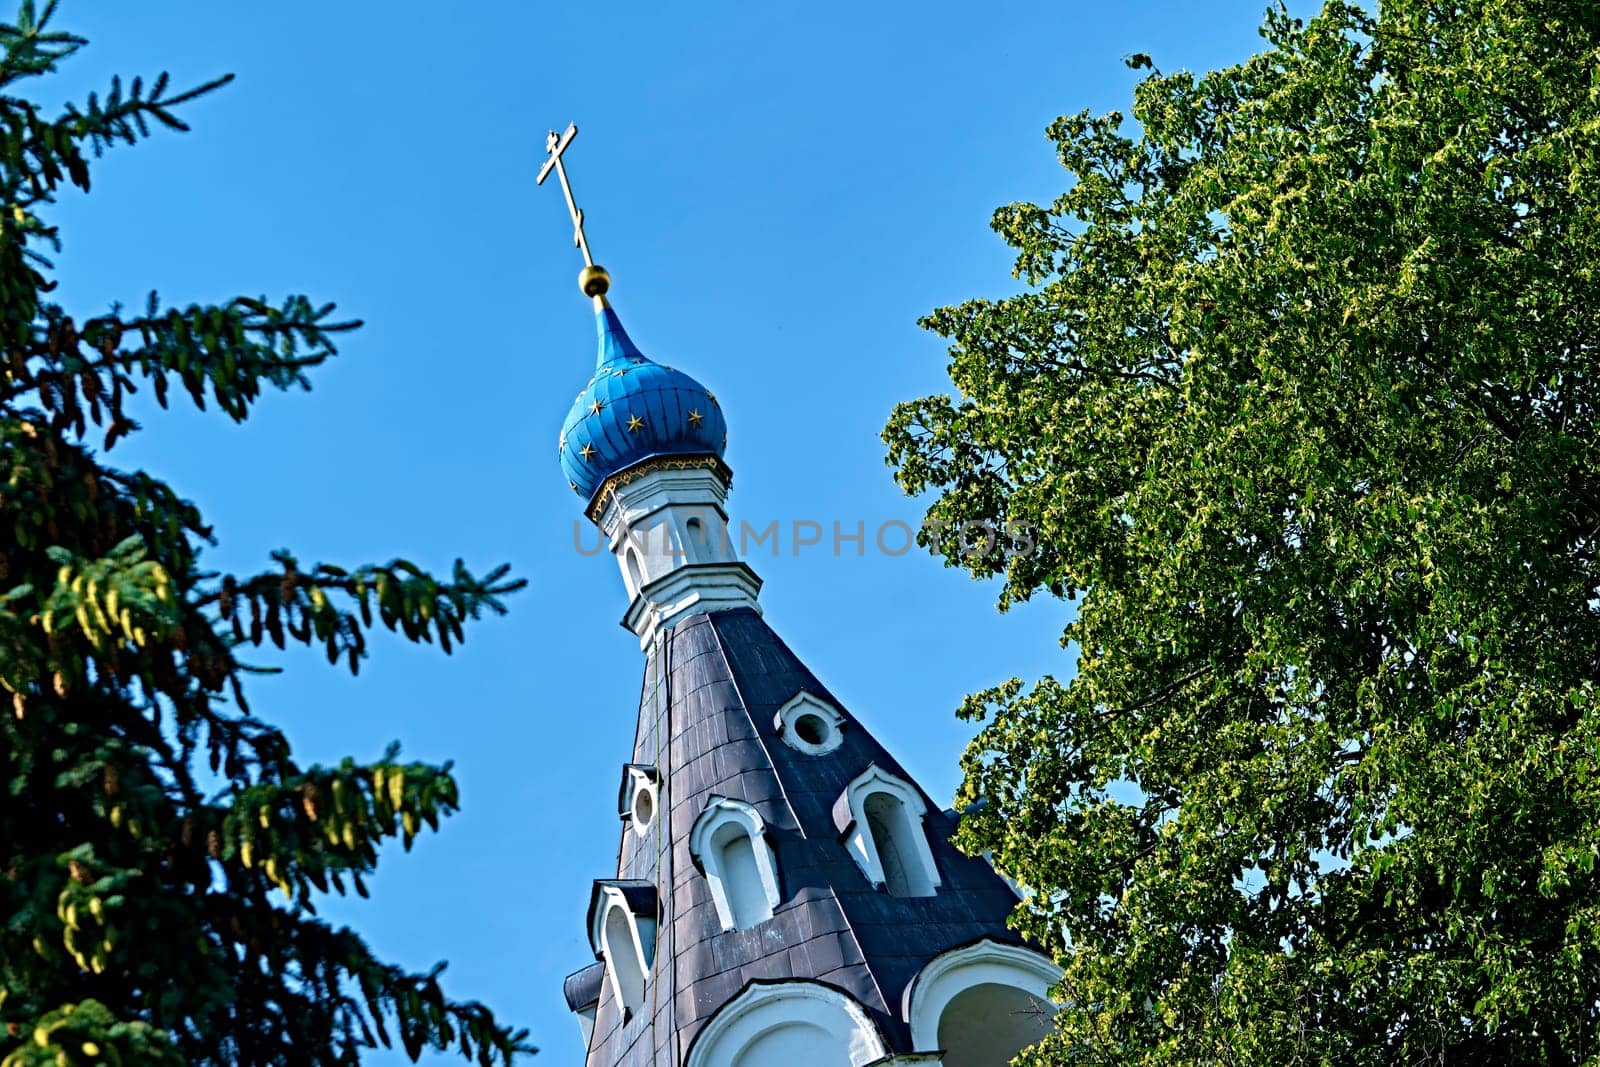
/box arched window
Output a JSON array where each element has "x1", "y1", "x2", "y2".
[
  {"x1": 774, "y1": 691, "x2": 846, "y2": 756},
  {"x1": 683, "y1": 515, "x2": 707, "y2": 561},
  {"x1": 833, "y1": 765, "x2": 940, "y2": 898},
  {"x1": 939, "y1": 983, "x2": 1053, "y2": 1066},
  {"x1": 904, "y1": 939, "x2": 1062, "y2": 1066},
  {"x1": 864, "y1": 790, "x2": 931, "y2": 897},
  {"x1": 586, "y1": 881, "x2": 656, "y2": 1022},
  {"x1": 689, "y1": 796, "x2": 782, "y2": 931},
  {"x1": 686, "y1": 981, "x2": 889, "y2": 1067}
]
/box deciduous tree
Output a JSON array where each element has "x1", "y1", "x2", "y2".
[{"x1": 887, "y1": 1, "x2": 1600, "y2": 1060}]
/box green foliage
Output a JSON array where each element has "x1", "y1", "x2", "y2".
[
  {"x1": 886, "y1": 0, "x2": 1600, "y2": 1061},
  {"x1": 0, "y1": 3, "x2": 531, "y2": 1064},
  {"x1": 1, "y1": 1001, "x2": 183, "y2": 1067}
]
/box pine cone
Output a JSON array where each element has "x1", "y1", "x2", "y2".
[{"x1": 301, "y1": 782, "x2": 322, "y2": 821}]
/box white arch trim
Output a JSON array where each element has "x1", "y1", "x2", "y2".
[
  {"x1": 587, "y1": 885, "x2": 657, "y2": 1019},
  {"x1": 686, "y1": 980, "x2": 889, "y2": 1067},
  {"x1": 688, "y1": 795, "x2": 782, "y2": 931},
  {"x1": 903, "y1": 938, "x2": 1062, "y2": 1052},
  {"x1": 833, "y1": 765, "x2": 941, "y2": 896}
]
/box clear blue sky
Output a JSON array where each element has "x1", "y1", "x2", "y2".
[{"x1": 42, "y1": 1, "x2": 1280, "y2": 1060}]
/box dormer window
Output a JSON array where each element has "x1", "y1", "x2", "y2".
[
  {"x1": 587, "y1": 881, "x2": 657, "y2": 1022},
  {"x1": 618, "y1": 764, "x2": 660, "y2": 836},
  {"x1": 774, "y1": 691, "x2": 846, "y2": 755},
  {"x1": 832, "y1": 765, "x2": 941, "y2": 898},
  {"x1": 689, "y1": 796, "x2": 782, "y2": 931}
]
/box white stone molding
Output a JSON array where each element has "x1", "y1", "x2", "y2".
[
  {"x1": 686, "y1": 980, "x2": 889, "y2": 1067},
  {"x1": 903, "y1": 939, "x2": 1062, "y2": 1063},
  {"x1": 586, "y1": 883, "x2": 656, "y2": 1021},
  {"x1": 596, "y1": 464, "x2": 764, "y2": 648},
  {"x1": 598, "y1": 463, "x2": 771, "y2": 646},
  {"x1": 774, "y1": 690, "x2": 847, "y2": 755},
  {"x1": 832, "y1": 765, "x2": 942, "y2": 898},
  {"x1": 620, "y1": 561, "x2": 763, "y2": 649},
  {"x1": 688, "y1": 796, "x2": 782, "y2": 931},
  {"x1": 617, "y1": 764, "x2": 661, "y2": 836}
]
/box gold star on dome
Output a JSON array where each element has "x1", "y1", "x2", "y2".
[
  {"x1": 626, "y1": 414, "x2": 644, "y2": 432},
  {"x1": 559, "y1": 432, "x2": 567, "y2": 450},
  {"x1": 687, "y1": 409, "x2": 704, "y2": 427},
  {"x1": 589, "y1": 399, "x2": 605, "y2": 415},
  {"x1": 579, "y1": 442, "x2": 596, "y2": 461},
  {"x1": 568, "y1": 480, "x2": 579, "y2": 492},
  {"x1": 612, "y1": 368, "x2": 629, "y2": 377},
  {"x1": 706, "y1": 390, "x2": 719, "y2": 406}
]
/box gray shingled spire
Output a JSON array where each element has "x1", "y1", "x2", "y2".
[{"x1": 571, "y1": 607, "x2": 1032, "y2": 1065}]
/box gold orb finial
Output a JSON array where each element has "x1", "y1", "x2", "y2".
[{"x1": 580, "y1": 264, "x2": 611, "y2": 301}]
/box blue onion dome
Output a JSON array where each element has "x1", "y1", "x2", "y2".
[{"x1": 559, "y1": 303, "x2": 727, "y2": 503}]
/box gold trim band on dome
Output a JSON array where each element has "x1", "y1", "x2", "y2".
[{"x1": 585, "y1": 453, "x2": 734, "y2": 523}]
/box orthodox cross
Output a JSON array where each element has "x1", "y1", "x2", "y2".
[{"x1": 538, "y1": 123, "x2": 595, "y2": 268}]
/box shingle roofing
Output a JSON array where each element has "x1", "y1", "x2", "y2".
[
  {"x1": 578, "y1": 607, "x2": 1026, "y2": 1066},
  {"x1": 563, "y1": 962, "x2": 606, "y2": 1014}
]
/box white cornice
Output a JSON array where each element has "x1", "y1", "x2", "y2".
[{"x1": 620, "y1": 561, "x2": 763, "y2": 648}]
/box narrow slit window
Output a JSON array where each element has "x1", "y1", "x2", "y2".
[
  {"x1": 684, "y1": 516, "x2": 707, "y2": 561},
  {"x1": 865, "y1": 791, "x2": 926, "y2": 897},
  {"x1": 625, "y1": 546, "x2": 645, "y2": 592}
]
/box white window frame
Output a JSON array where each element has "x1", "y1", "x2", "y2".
[
  {"x1": 618, "y1": 764, "x2": 661, "y2": 836},
  {"x1": 688, "y1": 795, "x2": 782, "y2": 931},
  {"x1": 833, "y1": 765, "x2": 941, "y2": 897},
  {"x1": 773, "y1": 690, "x2": 846, "y2": 755},
  {"x1": 587, "y1": 884, "x2": 656, "y2": 1021}
]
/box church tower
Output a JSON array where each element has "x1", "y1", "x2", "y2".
[{"x1": 542, "y1": 124, "x2": 1061, "y2": 1067}]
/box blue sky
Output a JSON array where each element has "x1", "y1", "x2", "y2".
[{"x1": 41, "y1": 1, "x2": 1279, "y2": 1060}]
